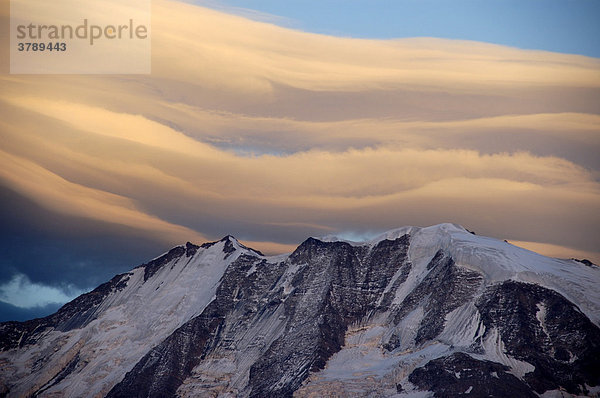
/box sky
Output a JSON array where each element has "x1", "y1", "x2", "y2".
[
  {"x1": 0, "y1": 0, "x2": 599, "y2": 322},
  {"x1": 196, "y1": 0, "x2": 600, "y2": 57}
]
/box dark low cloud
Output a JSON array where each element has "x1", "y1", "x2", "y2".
[
  {"x1": 0, "y1": 301, "x2": 62, "y2": 323},
  {"x1": 0, "y1": 185, "x2": 171, "y2": 321}
]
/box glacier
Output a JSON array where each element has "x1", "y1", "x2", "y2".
[{"x1": 0, "y1": 223, "x2": 598, "y2": 397}]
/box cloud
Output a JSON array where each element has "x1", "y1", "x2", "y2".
[
  {"x1": 187, "y1": 0, "x2": 298, "y2": 28},
  {"x1": 0, "y1": 274, "x2": 88, "y2": 309},
  {"x1": 0, "y1": 148, "x2": 207, "y2": 246},
  {"x1": 510, "y1": 241, "x2": 600, "y2": 263},
  {"x1": 0, "y1": 0, "x2": 598, "y2": 265},
  {"x1": 0, "y1": 301, "x2": 63, "y2": 322}
]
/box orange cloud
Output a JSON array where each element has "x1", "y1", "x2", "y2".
[{"x1": 0, "y1": 0, "x2": 598, "y2": 262}]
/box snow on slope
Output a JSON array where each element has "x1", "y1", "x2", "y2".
[
  {"x1": 295, "y1": 224, "x2": 600, "y2": 397},
  {"x1": 0, "y1": 238, "x2": 251, "y2": 398},
  {"x1": 325, "y1": 223, "x2": 599, "y2": 325},
  {"x1": 2, "y1": 224, "x2": 598, "y2": 398}
]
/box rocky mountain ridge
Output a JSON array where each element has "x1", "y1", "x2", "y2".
[{"x1": 1, "y1": 223, "x2": 599, "y2": 397}]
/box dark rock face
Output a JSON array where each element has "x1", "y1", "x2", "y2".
[
  {"x1": 408, "y1": 352, "x2": 536, "y2": 398},
  {"x1": 184, "y1": 242, "x2": 199, "y2": 257},
  {"x1": 107, "y1": 253, "x2": 288, "y2": 398},
  {"x1": 106, "y1": 305, "x2": 223, "y2": 398},
  {"x1": 476, "y1": 280, "x2": 600, "y2": 395},
  {"x1": 386, "y1": 250, "x2": 483, "y2": 350},
  {"x1": 247, "y1": 236, "x2": 410, "y2": 398},
  {"x1": 142, "y1": 245, "x2": 188, "y2": 282},
  {"x1": 573, "y1": 258, "x2": 596, "y2": 267},
  {"x1": 109, "y1": 235, "x2": 411, "y2": 398},
  {"x1": 201, "y1": 236, "x2": 264, "y2": 257}
]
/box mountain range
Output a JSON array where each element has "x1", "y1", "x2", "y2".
[{"x1": 1, "y1": 223, "x2": 599, "y2": 397}]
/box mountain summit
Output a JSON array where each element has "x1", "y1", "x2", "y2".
[{"x1": 1, "y1": 224, "x2": 599, "y2": 397}]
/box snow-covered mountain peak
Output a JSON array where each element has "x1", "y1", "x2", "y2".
[
  {"x1": 2, "y1": 225, "x2": 599, "y2": 398},
  {"x1": 312, "y1": 222, "x2": 598, "y2": 284},
  {"x1": 314, "y1": 223, "x2": 600, "y2": 326},
  {"x1": 318, "y1": 223, "x2": 469, "y2": 246},
  {"x1": 199, "y1": 235, "x2": 264, "y2": 258},
  {"x1": 0, "y1": 234, "x2": 267, "y2": 397},
  {"x1": 370, "y1": 222, "x2": 469, "y2": 244}
]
